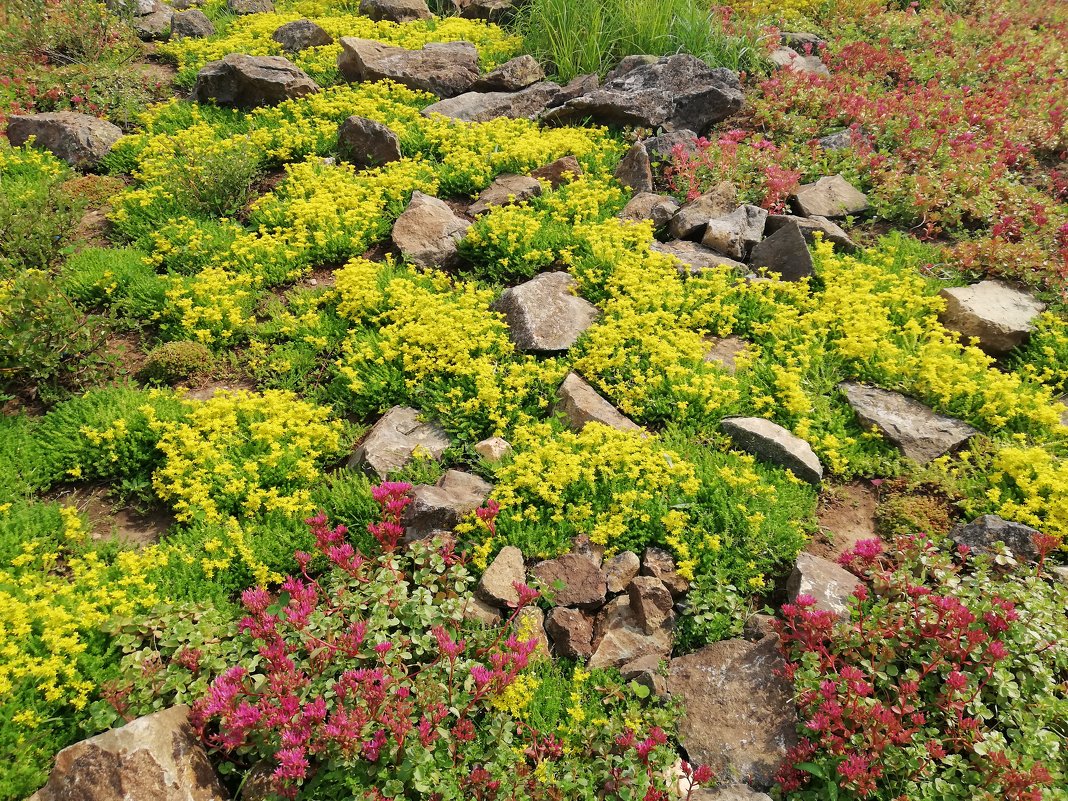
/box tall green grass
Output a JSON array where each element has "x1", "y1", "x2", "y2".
[{"x1": 514, "y1": 0, "x2": 769, "y2": 81}]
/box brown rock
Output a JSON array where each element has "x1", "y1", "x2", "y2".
[
  {"x1": 515, "y1": 606, "x2": 551, "y2": 659},
  {"x1": 703, "y1": 335, "x2": 749, "y2": 374},
  {"x1": 614, "y1": 142, "x2": 653, "y2": 192},
  {"x1": 621, "y1": 192, "x2": 680, "y2": 229},
  {"x1": 545, "y1": 606, "x2": 594, "y2": 658},
  {"x1": 476, "y1": 545, "x2": 525, "y2": 608},
  {"x1": 668, "y1": 181, "x2": 738, "y2": 240},
  {"x1": 627, "y1": 575, "x2": 674, "y2": 634},
  {"x1": 791, "y1": 175, "x2": 868, "y2": 218},
  {"x1": 604, "y1": 550, "x2": 640, "y2": 593},
  {"x1": 641, "y1": 547, "x2": 689, "y2": 598},
  {"x1": 589, "y1": 595, "x2": 673, "y2": 669},
  {"x1": 7, "y1": 112, "x2": 123, "y2": 171},
  {"x1": 530, "y1": 155, "x2": 583, "y2": 188},
  {"x1": 271, "y1": 19, "x2": 332, "y2": 52},
  {"x1": 469, "y1": 173, "x2": 542, "y2": 216},
  {"x1": 531, "y1": 552, "x2": 607, "y2": 610},
  {"x1": 348, "y1": 405, "x2": 450, "y2": 478},
  {"x1": 404, "y1": 470, "x2": 493, "y2": 541},
  {"x1": 338, "y1": 38, "x2": 479, "y2": 98},
  {"x1": 555, "y1": 372, "x2": 641, "y2": 433},
  {"x1": 620, "y1": 653, "x2": 667, "y2": 696},
  {"x1": 474, "y1": 436, "x2": 512, "y2": 462},
  {"x1": 191, "y1": 54, "x2": 319, "y2": 108},
  {"x1": 463, "y1": 596, "x2": 502, "y2": 626},
  {"x1": 471, "y1": 55, "x2": 545, "y2": 92},
  {"x1": 391, "y1": 190, "x2": 471, "y2": 269},
  {"x1": 786, "y1": 552, "x2": 861, "y2": 619},
  {"x1": 359, "y1": 0, "x2": 431, "y2": 23},
  {"x1": 337, "y1": 115, "x2": 402, "y2": 169},
  {"x1": 742, "y1": 613, "x2": 777, "y2": 642}
]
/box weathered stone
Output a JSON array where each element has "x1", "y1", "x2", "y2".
[
  {"x1": 769, "y1": 46, "x2": 830, "y2": 77},
  {"x1": 572, "y1": 534, "x2": 605, "y2": 568},
  {"x1": 338, "y1": 38, "x2": 479, "y2": 98},
  {"x1": 30, "y1": 706, "x2": 226, "y2": 801},
  {"x1": 469, "y1": 173, "x2": 542, "y2": 216},
  {"x1": 950, "y1": 514, "x2": 1042, "y2": 563},
  {"x1": 604, "y1": 550, "x2": 641, "y2": 593},
  {"x1": 404, "y1": 470, "x2": 493, "y2": 541},
  {"x1": 817, "y1": 130, "x2": 854, "y2": 150},
  {"x1": 337, "y1": 115, "x2": 402, "y2": 169},
  {"x1": 791, "y1": 174, "x2": 868, "y2": 218},
  {"x1": 764, "y1": 213, "x2": 857, "y2": 252},
  {"x1": 720, "y1": 417, "x2": 824, "y2": 484},
  {"x1": 704, "y1": 336, "x2": 748, "y2": 374},
  {"x1": 668, "y1": 181, "x2": 738, "y2": 240},
  {"x1": 938, "y1": 280, "x2": 1045, "y2": 356},
  {"x1": 787, "y1": 552, "x2": 861, "y2": 619},
  {"x1": 547, "y1": 73, "x2": 599, "y2": 107},
  {"x1": 359, "y1": 0, "x2": 431, "y2": 23},
  {"x1": 621, "y1": 653, "x2": 667, "y2": 697},
  {"x1": 531, "y1": 553, "x2": 607, "y2": 610},
  {"x1": 742, "y1": 613, "x2": 777, "y2": 642},
  {"x1": 171, "y1": 9, "x2": 215, "y2": 38},
  {"x1": 543, "y1": 55, "x2": 743, "y2": 134},
  {"x1": 620, "y1": 192, "x2": 680, "y2": 229},
  {"x1": 627, "y1": 575, "x2": 674, "y2": 634},
  {"x1": 133, "y1": 5, "x2": 173, "y2": 40},
  {"x1": 271, "y1": 19, "x2": 332, "y2": 52},
  {"x1": 493, "y1": 272, "x2": 598, "y2": 354},
  {"x1": 6, "y1": 112, "x2": 123, "y2": 171},
  {"x1": 459, "y1": 0, "x2": 517, "y2": 23},
  {"x1": 780, "y1": 31, "x2": 825, "y2": 52},
  {"x1": 589, "y1": 595, "x2": 673, "y2": 669},
  {"x1": 1052, "y1": 566, "x2": 1068, "y2": 585},
  {"x1": 530, "y1": 155, "x2": 582, "y2": 188},
  {"x1": 644, "y1": 129, "x2": 699, "y2": 162},
  {"x1": 652, "y1": 240, "x2": 746, "y2": 276},
  {"x1": 476, "y1": 545, "x2": 525, "y2": 608},
  {"x1": 555, "y1": 372, "x2": 641, "y2": 433},
  {"x1": 191, "y1": 54, "x2": 319, "y2": 108},
  {"x1": 701, "y1": 204, "x2": 768, "y2": 260},
  {"x1": 641, "y1": 547, "x2": 689, "y2": 599},
  {"x1": 391, "y1": 191, "x2": 470, "y2": 269},
  {"x1": 471, "y1": 55, "x2": 545, "y2": 91},
  {"x1": 545, "y1": 606, "x2": 594, "y2": 658},
  {"x1": 749, "y1": 221, "x2": 814, "y2": 281},
  {"x1": 474, "y1": 436, "x2": 512, "y2": 462},
  {"x1": 421, "y1": 82, "x2": 561, "y2": 122},
  {"x1": 690, "y1": 787, "x2": 774, "y2": 801},
  {"x1": 227, "y1": 0, "x2": 272, "y2": 13},
  {"x1": 349, "y1": 405, "x2": 450, "y2": 478},
  {"x1": 669, "y1": 637, "x2": 797, "y2": 790},
  {"x1": 463, "y1": 596, "x2": 501, "y2": 626},
  {"x1": 614, "y1": 142, "x2": 653, "y2": 192},
  {"x1": 840, "y1": 382, "x2": 978, "y2": 464}
]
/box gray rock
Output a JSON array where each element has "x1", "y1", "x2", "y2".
[
  {"x1": 669, "y1": 637, "x2": 797, "y2": 790},
  {"x1": 474, "y1": 436, "x2": 512, "y2": 462},
  {"x1": 555, "y1": 372, "x2": 641, "y2": 433},
  {"x1": 338, "y1": 115, "x2": 402, "y2": 169},
  {"x1": 589, "y1": 595, "x2": 674, "y2": 669},
  {"x1": 950, "y1": 514, "x2": 1041, "y2": 563},
  {"x1": 171, "y1": 9, "x2": 214, "y2": 38},
  {"x1": 938, "y1": 280, "x2": 1045, "y2": 356},
  {"x1": 530, "y1": 155, "x2": 582, "y2": 188},
  {"x1": 545, "y1": 606, "x2": 594, "y2": 658},
  {"x1": 704, "y1": 336, "x2": 749, "y2": 374},
  {"x1": 469, "y1": 173, "x2": 542, "y2": 216},
  {"x1": 791, "y1": 175, "x2": 868, "y2": 218},
  {"x1": 690, "y1": 787, "x2": 774, "y2": 801},
  {"x1": 531, "y1": 552, "x2": 607, "y2": 610},
  {"x1": 349, "y1": 405, "x2": 450, "y2": 478},
  {"x1": 720, "y1": 417, "x2": 824, "y2": 484},
  {"x1": 780, "y1": 31, "x2": 825, "y2": 52},
  {"x1": 614, "y1": 142, "x2": 653, "y2": 192},
  {"x1": 621, "y1": 653, "x2": 667, "y2": 697},
  {"x1": 471, "y1": 55, "x2": 545, "y2": 92},
  {"x1": 604, "y1": 550, "x2": 641, "y2": 593},
  {"x1": 1052, "y1": 566, "x2": 1068, "y2": 585},
  {"x1": 359, "y1": 0, "x2": 431, "y2": 22},
  {"x1": 701, "y1": 204, "x2": 768, "y2": 260},
  {"x1": 548, "y1": 72, "x2": 599, "y2": 107},
  {"x1": 543, "y1": 55, "x2": 743, "y2": 134},
  {"x1": 787, "y1": 552, "x2": 861, "y2": 619},
  {"x1": 641, "y1": 547, "x2": 689, "y2": 599},
  {"x1": 770, "y1": 47, "x2": 830, "y2": 77},
  {"x1": 742, "y1": 613, "x2": 777, "y2": 642},
  {"x1": 272, "y1": 19, "x2": 332, "y2": 52},
  {"x1": 391, "y1": 191, "x2": 470, "y2": 269},
  {"x1": 133, "y1": 6, "x2": 172, "y2": 40},
  {"x1": 421, "y1": 82, "x2": 561, "y2": 122},
  {"x1": 644, "y1": 129, "x2": 699, "y2": 162},
  {"x1": 668, "y1": 181, "x2": 738, "y2": 240},
  {"x1": 338, "y1": 38, "x2": 480, "y2": 98},
  {"x1": 170, "y1": 0, "x2": 204, "y2": 8},
  {"x1": 621, "y1": 192, "x2": 680, "y2": 229},
  {"x1": 404, "y1": 470, "x2": 493, "y2": 541},
  {"x1": 839, "y1": 382, "x2": 978, "y2": 464},
  {"x1": 476, "y1": 545, "x2": 525, "y2": 608},
  {"x1": 494, "y1": 272, "x2": 598, "y2": 354},
  {"x1": 463, "y1": 596, "x2": 501, "y2": 626},
  {"x1": 817, "y1": 130, "x2": 854, "y2": 151},
  {"x1": 29, "y1": 706, "x2": 226, "y2": 801},
  {"x1": 749, "y1": 221, "x2": 814, "y2": 281},
  {"x1": 227, "y1": 0, "x2": 272, "y2": 13},
  {"x1": 764, "y1": 213, "x2": 857, "y2": 252},
  {"x1": 191, "y1": 54, "x2": 319, "y2": 108},
  {"x1": 652, "y1": 240, "x2": 746, "y2": 276},
  {"x1": 459, "y1": 0, "x2": 517, "y2": 23},
  {"x1": 6, "y1": 112, "x2": 123, "y2": 171},
  {"x1": 627, "y1": 575, "x2": 674, "y2": 634}
]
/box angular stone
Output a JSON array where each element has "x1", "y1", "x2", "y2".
[
  {"x1": 530, "y1": 155, "x2": 582, "y2": 188},
  {"x1": 474, "y1": 436, "x2": 512, "y2": 462},
  {"x1": 548, "y1": 73, "x2": 599, "y2": 108},
  {"x1": 742, "y1": 613, "x2": 777, "y2": 642},
  {"x1": 459, "y1": 0, "x2": 517, "y2": 23},
  {"x1": 272, "y1": 19, "x2": 332, "y2": 52},
  {"x1": 8, "y1": 112, "x2": 123, "y2": 171},
  {"x1": 627, "y1": 575, "x2": 674, "y2": 634},
  {"x1": 703, "y1": 336, "x2": 748, "y2": 374},
  {"x1": 621, "y1": 192, "x2": 680, "y2": 229},
  {"x1": 749, "y1": 221, "x2": 814, "y2": 281},
  {"x1": 191, "y1": 54, "x2": 319, "y2": 108},
  {"x1": 338, "y1": 38, "x2": 479, "y2": 98},
  {"x1": 652, "y1": 240, "x2": 746, "y2": 276},
  {"x1": 572, "y1": 534, "x2": 605, "y2": 568},
  {"x1": 791, "y1": 175, "x2": 868, "y2": 218},
  {"x1": 787, "y1": 552, "x2": 861, "y2": 619},
  {"x1": 764, "y1": 213, "x2": 856, "y2": 253},
  {"x1": 770, "y1": 46, "x2": 830, "y2": 77},
  {"x1": 621, "y1": 653, "x2": 667, "y2": 697},
  {"x1": 338, "y1": 115, "x2": 402, "y2": 169},
  {"x1": 421, "y1": 82, "x2": 561, "y2": 122},
  {"x1": 701, "y1": 204, "x2": 768, "y2": 260},
  {"x1": 531, "y1": 552, "x2": 607, "y2": 610},
  {"x1": 555, "y1": 372, "x2": 640, "y2": 433},
  {"x1": 391, "y1": 191, "x2": 470, "y2": 269},
  {"x1": 669, "y1": 637, "x2": 797, "y2": 791},
  {"x1": 691, "y1": 787, "x2": 774, "y2": 801},
  {"x1": 133, "y1": 6, "x2": 173, "y2": 40},
  {"x1": 604, "y1": 550, "x2": 640, "y2": 593},
  {"x1": 1052, "y1": 566, "x2": 1068, "y2": 585},
  {"x1": 471, "y1": 55, "x2": 545, "y2": 92},
  {"x1": 780, "y1": 31, "x2": 825, "y2": 51},
  {"x1": 227, "y1": 0, "x2": 272, "y2": 13},
  {"x1": 668, "y1": 181, "x2": 738, "y2": 240},
  {"x1": 950, "y1": 514, "x2": 1041, "y2": 563},
  {"x1": 644, "y1": 129, "x2": 699, "y2": 162},
  {"x1": 938, "y1": 280, "x2": 1045, "y2": 356},
  {"x1": 476, "y1": 545, "x2": 525, "y2": 608},
  {"x1": 641, "y1": 547, "x2": 689, "y2": 599},
  {"x1": 359, "y1": 0, "x2": 431, "y2": 23},
  {"x1": 817, "y1": 130, "x2": 854, "y2": 151},
  {"x1": 545, "y1": 606, "x2": 594, "y2": 658},
  {"x1": 463, "y1": 595, "x2": 501, "y2": 626},
  {"x1": 589, "y1": 595, "x2": 673, "y2": 669},
  {"x1": 614, "y1": 142, "x2": 653, "y2": 192},
  {"x1": 840, "y1": 382, "x2": 978, "y2": 464},
  {"x1": 171, "y1": 9, "x2": 215, "y2": 38},
  {"x1": 469, "y1": 173, "x2": 542, "y2": 216},
  {"x1": 349, "y1": 405, "x2": 450, "y2": 478},
  {"x1": 493, "y1": 272, "x2": 598, "y2": 354},
  {"x1": 515, "y1": 606, "x2": 551, "y2": 659},
  {"x1": 404, "y1": 470, "x2": 493, "y2": 541},
  {"x1": 720, "y1": 417, "x2": 824, "y2": 484},
  {"x1": 542, "y1": 55, "x2": 743, "y2": 135},
  {"x1": 30, "y1": 706, "x2": 226, "y2": 801}
]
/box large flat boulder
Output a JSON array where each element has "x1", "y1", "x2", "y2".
[
  {"x1": 469, "y1": 173, "x2": 542, "y2": 215},
  {"x1": 272, "y1": 19, "x2": 332, "y2": 52},
  {"x1": 938, "y1": 280, "x2": 1045, "y2": 356},
  {"x1": 391, "y1": 191, "x2": 471, "y2": 269},
  {"x1": 471, "y1": 55, "x2": 545, "y2": 92},
  {"x1": 191, "y1": 54, "x2": 319, "y2": 108},
  {"x1": 338, "y1": 38, "x2": 480, "y2": 98},
  {"x1": 720, "y1": 417, "x2": 823, "y2": 484},
  {"x1": 950, "y1": 514, "x2": 1041, "y2": 563},
  {"x1": 493, "y1": 272, "x2": 598, "y2": 353},
  {"x1": 359, "y1": 0, "x2": 431, "y2": 22},
  {"x1": 7, "y1": 112, "x2": 123, "y2": 170},
  {"x1": 348, "y1": 405, "x2": 450, "y2": 478},
  {"x1": 421, "y1": 82, "x2": 562, "y2": 122},
  {"x1": 790, "y1": 175, "x2": 868, "y2": 218},
  {"x1": 337, "y1": 115, "x2": 402, "y2": 169},
  {"x1": 530, "y1": 552, "x2": 607, "y2": 610},
  {"x1": 652, "y1": 240, "x2": 746, "y2": 276}
]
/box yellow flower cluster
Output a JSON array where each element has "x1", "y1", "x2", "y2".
[
  {"x1": 0, "y1": 139, "x2": 69, "y2": 182},
  {"x1": 490, "y1": 673, "x2": 540, "y2": 718},
  {"x1": 988, "y1": 446, "x2": 1068, "y2": 542}
]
